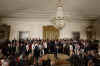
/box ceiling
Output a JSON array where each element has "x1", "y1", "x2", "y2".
[{"x1": 0, "y1": 0, "x2": 100, "y2": 20}]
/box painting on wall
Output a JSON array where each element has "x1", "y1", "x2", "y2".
[
  {"x1": 86, "y1": 25, "x2": 96, "y2": 40},
  {"x1": 72, "y1": 32, "x2": 80, "y2": 40},
  {"x1": 0, "y1": 24, "x2": 10, "y2": 48},
  {"x1": 19, "y1": 31, "x2": 29, "y2": 40},
  {"x1": 0, "y1": 31, "x2": 5, "y2": 39},
  {"x1": 0, "y1": 24, "x2": 10, "y2": 40}
]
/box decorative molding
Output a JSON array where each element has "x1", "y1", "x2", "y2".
[{"x1": 1, "y1": 9, "x2": 99, "y2": 23}]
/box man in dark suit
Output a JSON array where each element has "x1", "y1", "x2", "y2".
[{"x1": 34, "y1": 45, "x2": 40, "y2": 65}]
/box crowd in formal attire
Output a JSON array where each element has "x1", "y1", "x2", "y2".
[{"x1": 0, "y1": 38, "x2": 100, "y2": 66}]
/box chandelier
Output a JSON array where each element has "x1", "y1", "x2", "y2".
[{"x1": 52, "y1": 0, "x2": 65, "y2": 29}]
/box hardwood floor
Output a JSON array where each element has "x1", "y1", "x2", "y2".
[{"x1": 41, "y1": 54, "x2": 71, "y2": 66}]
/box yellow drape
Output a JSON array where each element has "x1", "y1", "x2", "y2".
[{"x1": 43, "y1": 25, "x2": 59, "y2": 40}]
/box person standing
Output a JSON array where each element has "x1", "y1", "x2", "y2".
[
  {"x1": 43, "y1": 41, "x2": 48, "y2": 54},
  {"x1": 31, "y1": 42, "x2": 35, "y2": 56},
  {"x1": 34, "y1": 43, "x2": 40, "y2": 65},
  {"x1": 69, "y1": 44, "x2": 74, "y2": 56}
]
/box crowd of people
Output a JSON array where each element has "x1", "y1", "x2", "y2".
[{"x1": 0, "y1": 38, "x2": 100, "y2": 66}]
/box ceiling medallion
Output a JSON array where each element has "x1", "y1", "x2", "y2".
[{"x1": 51, "y1": 0, "x2": 65, "y2": 29}]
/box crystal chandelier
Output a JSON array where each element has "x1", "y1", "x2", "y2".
[{"x1": 52, "y1": 0, "x2": 65, "y2": 29}]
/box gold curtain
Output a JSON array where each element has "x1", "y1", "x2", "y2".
[{"x1": 43, "y1": 25, "x2": 59, "y2": 40}]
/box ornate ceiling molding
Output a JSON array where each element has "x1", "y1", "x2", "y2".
[{"x1": 1, "y1": 9, "x2": 99, "y2": 23}]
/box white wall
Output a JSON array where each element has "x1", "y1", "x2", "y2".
[{"x1": 1, "y1": 18, "x2": 89, "y2": 40}]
